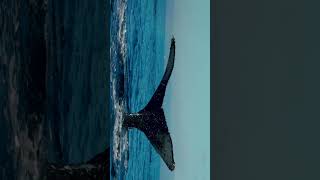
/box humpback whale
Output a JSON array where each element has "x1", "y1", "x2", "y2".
[
  {"x1": 123, "y1": 37, "x2": 176, "y2": 171},
  {"x1": 46, "y1": 148, "x2": 109, "y2": 180},
  {"x1": 45, "y1": 38, "x2": 176, "y2": 179}
]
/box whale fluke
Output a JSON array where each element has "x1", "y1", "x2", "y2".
[
  {"x1": 142, "y1": 37, "x2": 175, "y2": 111},
  {"x1": 44, "y1": 38, "x2": 176, "y2": 179},
  {"x1": 124, "y1": 37, "x2": 176, "y2": 171}
]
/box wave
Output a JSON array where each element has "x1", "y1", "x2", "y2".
[{"x1": 110, "y1": 0, "x2": 129, "y2": 178}]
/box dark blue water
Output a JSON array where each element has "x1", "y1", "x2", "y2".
[
  {"x1": 111, "y1": 0, "x2": 167, "y2": 179},
  {"x1": 0, "y1": 0, "x2": 110, "y2": 179}
]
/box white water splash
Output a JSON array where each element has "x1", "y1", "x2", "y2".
[{"x1": 111, "y1": 0, "x2": 129, "y2": 178}]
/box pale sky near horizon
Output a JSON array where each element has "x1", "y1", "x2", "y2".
[{"x1": 160, "y1": 0, "x2": 210, "y2": 180}]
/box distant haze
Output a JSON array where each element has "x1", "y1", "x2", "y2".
[{"x1": 161, "y1": 0, "x2": 210, "y2": 180}]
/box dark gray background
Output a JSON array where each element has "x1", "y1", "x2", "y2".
[{"x1": 213, "y1": 0, "x2": 320, "y2": 179}]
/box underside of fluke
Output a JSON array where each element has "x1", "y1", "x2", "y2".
[{"x1": 123, "y1": 37, "x2": 176, "y2": 171}]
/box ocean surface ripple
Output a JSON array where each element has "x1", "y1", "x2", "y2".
[{"x1": 111, "y1": 0, "x2": 167, "y2": 179}]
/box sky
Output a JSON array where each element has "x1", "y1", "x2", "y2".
[{"x1": 160, "y1": 0, "x2": 210, "y2": 180}]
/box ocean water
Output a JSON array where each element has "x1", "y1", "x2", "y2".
[
  {"x1": 110, "y1": 0, "x2": 167, "y2": 179},
  {"x1": 0, "y1": 0, "x2": 109, "y2": 179}
]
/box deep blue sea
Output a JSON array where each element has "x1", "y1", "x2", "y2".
[
  {"x1": 1, "y1": 0, "x2": 110, "y2": 179},
  {"x1": 110, "y1": 0, "x2": 167, "y2": 179}
]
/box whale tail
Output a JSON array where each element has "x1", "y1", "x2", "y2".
[{"x1": 124, "y1": 38, "x2": 176, "y2": 171}]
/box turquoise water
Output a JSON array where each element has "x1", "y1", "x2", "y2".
[{"x1": 111, "y1": 0, "x2": 167, "y2": 179}]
